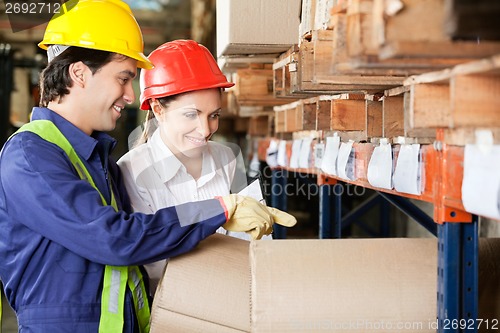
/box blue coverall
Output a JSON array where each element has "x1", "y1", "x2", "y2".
[{"x1": 0, "y1": 107, "x2": 227, "y2": 332}]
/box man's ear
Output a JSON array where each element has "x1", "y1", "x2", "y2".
[{"x1": 68, "y1": 61, "x2": 87, "y2": 87}]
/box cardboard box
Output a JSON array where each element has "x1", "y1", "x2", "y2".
[
  {"x1": 150, "y1": 234, "x2": 439, "y2": 332},
  {"x1": 216, "y1": 0, "x2": 301, "y2": 57},
  {"x1": 150, "y1": 234, "x2": 250, "y2": 332},
  {"x1": 250, "y1": 238, "x2": 436, "y2": 333}
]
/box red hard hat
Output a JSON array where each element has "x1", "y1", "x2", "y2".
[{"x1": 139, "y1": 39, "x2": 234, "y2": 110}]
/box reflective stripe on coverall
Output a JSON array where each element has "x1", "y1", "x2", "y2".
[{"x1": 15, "y1": 120, "x2": 151, "y2": 333}]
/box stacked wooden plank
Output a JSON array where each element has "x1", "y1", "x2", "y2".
[
  {"x1": 270, "y1": 0, "x2": 500, "y2": 143},
  {"x1": 397, "y1": 54, "x2": 500, "y2": 145},
  {"x1": 273, "y1": 93, "x2": 383, "y2": 141}
]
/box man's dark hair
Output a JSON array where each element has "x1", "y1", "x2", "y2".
[{"x1": 39, "y1": 47, "x2": 119, "y2": 106}]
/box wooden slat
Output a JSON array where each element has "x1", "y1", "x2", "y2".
[
  {"x1": 327, "y1": 0, "x2": 475, "y2": 74},
  {"x1": 274, "y1": 110, "x2": 286, "y2": 133},
  {"x1": 366, "y1": 99, "x2": 383, "y2": 138},
  {"x1": 373, "y1": 0, "x2": 449, "y2": 46},
  {"x1": 272, "y1": 45, "x2": 310, "y2": 99},
  {"x1": 382, "y1": 95, "x2": 405, "y2": 138},
  {"x1": 302, "y1": 97, "x2": 318, "y2": 131},
  {"x1": 443, "y1": 127, "x2": 500, "y2": 145},
  {"x1": 452, "y1": 74, "x2": 500, "y2": 127},
  {"x1": 346, "y1": 0, "x2": 378, "y2": 58},
  {"x1": 285, "y1": 108, "x2": 299, "y2": 132},
  {"x1": 331, "y1": 99, "x2": 366, "y2": 131},
  {"x1": 379, "y1": 40, "x2": 500, "y2": 61},
  {"x1": 403, "y1": 91, "x2": 436, "y2": 141},
  {"x1": 401, "y1": 54, "x2": 500, "y2": 129},
  {"x1": 234, "y1": 68, "x2": 291, "y2": 106},
  {"x1": 317, "y1": 98, "x2": 332, "y2": 131},
  {"x1": 312, "y1": 30, "x2": 335, "y2": 80},
  {"x1": 409, "y1": 83, "x2": 451, "y2": 128},
  {"x1": 248, "y1": 115, "x2": 272, "y2": 137}
]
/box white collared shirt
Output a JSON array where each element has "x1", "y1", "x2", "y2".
[
  {"x1": 118, "y1": 129, "x2": 240, "y2": 215},
  {"x1": 118, "y1": 130, "x2": 258, "y2": 292}
]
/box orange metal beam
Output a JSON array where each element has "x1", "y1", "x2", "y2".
[{"x1": 258, "y1": 134, "x2": 473, "y2": 224}]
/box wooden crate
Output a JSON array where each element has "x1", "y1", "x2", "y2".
[
  {"x1": 372, "y1": 0, "x2": 500, "y2": 61},
  {"x1": 308, "y1": 93, "x2": 383, "y2": 141},
  {"x1": 301, "y1": 97, "x2": 319, "y2": 131},
  {"x1": 274, "y1": 110, "x2": 286, "y2": 133},
  {"x1": 401, "y1": 54, "x2": 500, "y2": 135},
  {"x1": 383, "y1": 88, "x2": 436, "y2": 142},
  {"x1": 322, "y1": 0, "x2": 500, "y2": 77},
  {"x1": 248, "y1": 115, "x2": 273, "y2": 137},
  {"x1": 274, "y1": 101, "x2": 303, "y2": 133},
  {"x1": 233, "y1": 65, "x2": 291, "y2": 106},
  {"x1": 273, "y1": 46, "x2": 311, "y2": 99},
  {"x1": 379, "y1": 54, "x2": 500, "y2": 144}
]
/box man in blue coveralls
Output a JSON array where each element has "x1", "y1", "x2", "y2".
[{"x1": 0, "y1": 0, "x2": 296, "y2": 332}]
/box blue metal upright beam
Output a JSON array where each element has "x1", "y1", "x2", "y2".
[
  {"x1": 319, "y1": 183, "x2": 343, "y2": 239},
  {"x1": 319, "y1": 184, "x2": 332, "y2": 239},
  {"x1": 461, "y1": 218, "x2": 478, "y2": 327},
  {"x1": 438, "y1": 222, "x2": 461, "y2": 330},
  {"x1": 332, "y1": 184, "x2": 342, "y2": 238},
  {"x1": 437, "y1": 218, "x2": 478, "y2": 333},
  {"x1": 379, "y1": 198, "x2": 391, "y2": 237},
  {"x1": 271, "y1": 168, "x2": 288, "y2": 239}
]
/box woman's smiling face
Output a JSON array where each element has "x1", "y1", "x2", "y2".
[{"x1": 153, "y1": 88, "x2": 222, "y2": 158}]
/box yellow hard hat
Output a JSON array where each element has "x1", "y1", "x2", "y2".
[{"x1": 38, "y1": 0, "x2": 153, "y2": 69}]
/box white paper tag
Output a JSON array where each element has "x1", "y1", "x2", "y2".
[
  {"x1": 298, "y1": 138, "x2": 313, "y2": 168},
  {"x1": 320, "y1": 134, "x2": 340, "y2": 175},
  {"x1": 393, "y1": 144, "x2": 422, "y2": 195},
  {"x1": 337, "y1": 140, "x2": 356, "y2": 181},
  {"x1": 314, "y1": 142, "x2": 325, "y2": 168},
  {"x1": 266, "y1": 139, "x2": 279, "y2": 168},
  {"x1": 289, "y1": 139, "x2": 303, "y2": 169},
  {"x1": 367, "y1": 140, "x2": 393, "y2": 189},
  {"x1": 462, "y1": 144, "x2": 500, "y2": 220},
  {"x1": 277, "y1": 140, "x2": 288, "y2": 167}
]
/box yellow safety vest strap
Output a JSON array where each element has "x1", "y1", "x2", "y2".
[
  {"x1": 99, "y1": 266, "x2": 128, "y2": 332},
  {"x1": 128, "y1": 266, "x2": 151, "y2": 332},
  {"x1": 15, "y1": 120, "x2": 150, "y2": 333}
]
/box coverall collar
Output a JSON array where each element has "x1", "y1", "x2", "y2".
[{"x1": 30, "y1": 107, "x2": 117, "y2": 160}]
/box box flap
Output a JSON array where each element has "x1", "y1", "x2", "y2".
[{"x1": 151, "y1": 234, "x2": 251, "y2": 332}]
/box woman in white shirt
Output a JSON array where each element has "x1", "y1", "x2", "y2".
[{"x1": 117, "y1": 40, "x2": 270, "y2": 294}]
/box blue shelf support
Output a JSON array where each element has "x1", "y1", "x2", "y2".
[
  {"x1": 333, "y1": 184, "x2": 342, "y2": 238},
  {"x1": 437, "y1": 217, "x2": 478, "y2": 333},
  {"x1": 377, "y1": 192, "x2": 438, "y2": 236},
  {"x1": 319, "y1": 183, "x2": 343, "y2": 239},
  {"x1": 319, "y1": 184, "x2": 332, "y2": 239},
  {"x1": 379, "y1": 198, "x2": 391, "y2": 237},
  {"x1": 271, "y1": 168, "x2": 288, "y2": 239}
]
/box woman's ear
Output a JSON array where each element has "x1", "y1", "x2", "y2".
[
  {"x1": 68, "y1": 61, "x2": 87, "y2": 88},
  {"x1": 150, "y1": 99, "x2": 163, "y2": 116}
]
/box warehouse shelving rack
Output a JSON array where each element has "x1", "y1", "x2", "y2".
[
  {"x1": 224, "y1": 0, "x2": 500, "y2": 330},
  {"x1": 262, "y1": 134, "x2": 480, "y2": 330},
  {"x1": 255, "y1": 48, "x2": 500, "y2": 331}
]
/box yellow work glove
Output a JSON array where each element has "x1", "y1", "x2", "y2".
[{"x1": 217, "y1": 194, "x2": 297, "y2": 240}]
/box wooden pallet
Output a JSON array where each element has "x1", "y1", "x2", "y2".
[
  {"x1": 385, "y1": 53, "x2": 500, "y2": 144},
  {"x1": 326, "y1": 0, "x2": 500, "y2": 76},
  {"x1": 274, "y1": 93, "x2": 383, "y2": 142}
]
